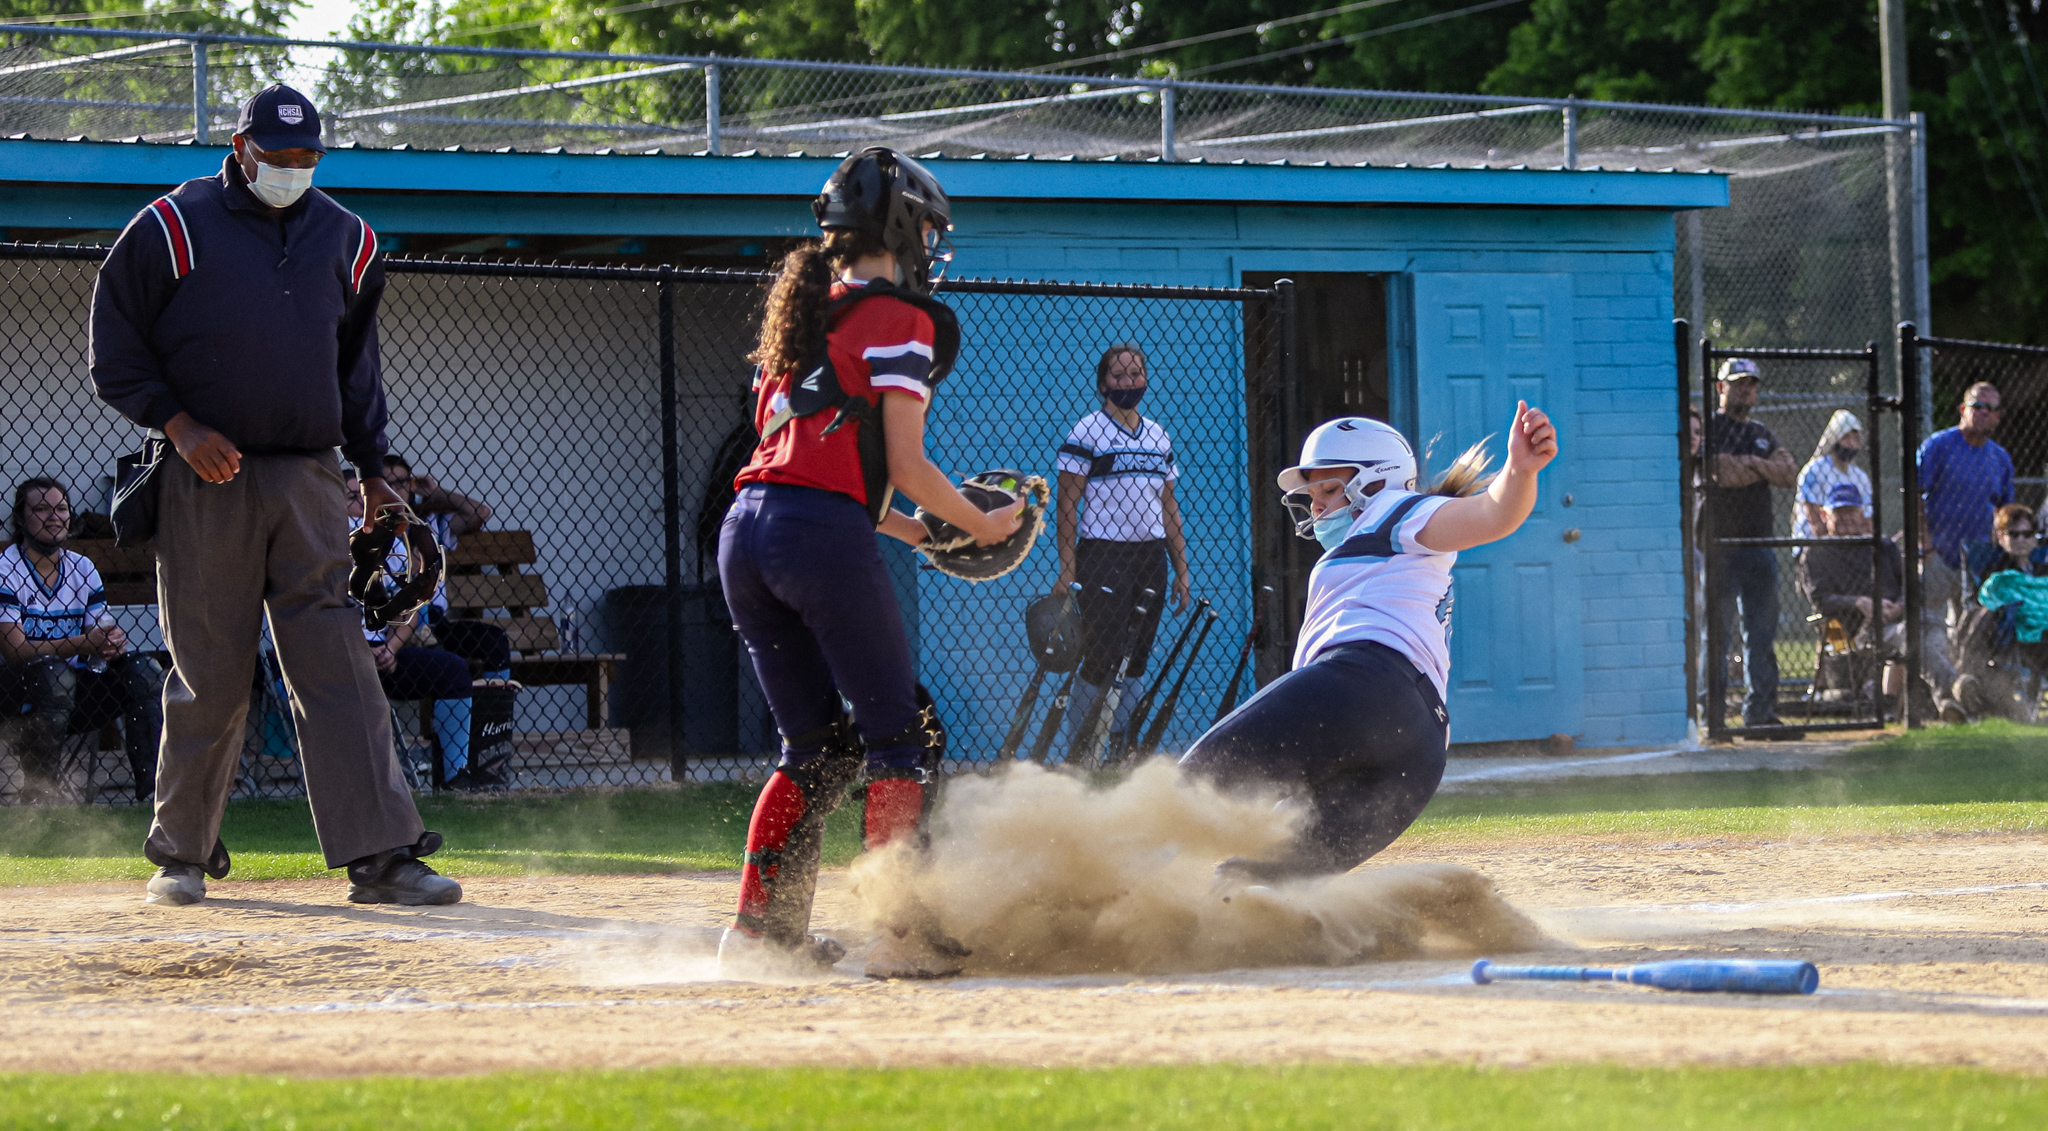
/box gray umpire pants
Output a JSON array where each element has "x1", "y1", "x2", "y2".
[{"x1": 145, "y1": 451, "x2": 424, "y2": 871}]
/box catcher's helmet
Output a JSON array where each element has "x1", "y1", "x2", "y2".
[
  {"x1": 1276, "y1": 417, "x2": 1418, "y2": 540},
  {"x1": 915, "y1": 470, "x2": 1049, "y2": 582},
  {"x1": 813, "y1": 147, "x2": 954, "y2": 296},
  {"x1": 348, "y1": 505, "x2": 444, "y2": 631},
  {"x1": 1024, "y1": 589, "x2": 1083, "y2": 674}
]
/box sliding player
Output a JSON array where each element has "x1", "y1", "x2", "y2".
[
  {"x1": 1181, "y1": 403, "x2": 1559, "y2": 880},
  {"x1": 716, "y1": 148, "x2": 1022, "y2": 979}
]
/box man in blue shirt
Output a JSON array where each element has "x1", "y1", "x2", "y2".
[{"x1": 1918, "y1": 382, "x2": 2014, "y2": 570}]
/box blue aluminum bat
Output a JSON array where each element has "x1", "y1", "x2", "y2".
[{"x1": 1471, "y1": 958, "x2": 1818, "y2": 995}]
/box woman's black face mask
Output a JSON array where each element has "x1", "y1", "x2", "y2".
[{"x1": 1103, "y1": 386, "x2": 1145, "y2": 411}]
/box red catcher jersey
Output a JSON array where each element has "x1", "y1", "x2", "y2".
[{"x1": 735, "y1": 282, "x2": 937, "y2": 505}]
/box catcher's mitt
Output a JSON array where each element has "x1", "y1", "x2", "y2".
[
  {"x1": 348, "y1": 504, "x2": 445, "y2": 631},
  {"x1": 914, "y1": 470, "x2": 1049, "y2": 583}
]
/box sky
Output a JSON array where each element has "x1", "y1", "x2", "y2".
[{"x1": 284, "y1": 0, "x2": 360, "y2": 42}]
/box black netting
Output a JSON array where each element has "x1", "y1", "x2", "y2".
[{"x1": 0, "y1": 246, "x2": 1285, "y2": 805}]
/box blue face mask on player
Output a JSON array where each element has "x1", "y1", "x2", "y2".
[{"x1": 1312, "y1": 510, "x2": 1355, "y2": 552}]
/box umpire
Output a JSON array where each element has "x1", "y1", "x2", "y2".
[{"x1": 89, "y1": 84, "x2": 458, "y2": 907}]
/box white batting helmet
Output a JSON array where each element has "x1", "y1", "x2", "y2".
[
  {"x1": 1278, "y1": 417, "x2": 1417, "y2": 495},
  {"x1": 1277, "y1": 417, "x2": 1418, "y2": 539}
]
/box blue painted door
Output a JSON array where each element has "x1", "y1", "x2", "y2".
[{"x1": 1411, "y1": 273, "x2": 1582, "y2": 743}]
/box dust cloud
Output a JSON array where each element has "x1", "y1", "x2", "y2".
[{"x1": 854, "y1": 759, "x2": 1547, "y2": 975}]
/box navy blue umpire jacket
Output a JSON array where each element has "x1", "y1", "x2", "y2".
[{"x1": 89, "y1": 155, "x2": 389, "y2": 474}]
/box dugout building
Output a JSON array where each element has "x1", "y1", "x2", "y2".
[{"x1": 0, "y1": 137, "x2": 1724, "y2": 762}]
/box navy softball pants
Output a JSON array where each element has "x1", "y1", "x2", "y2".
[
  {"x1": 1179, "y1": 640, "x2": 1448, "y2": 876},
  {"x1": 718, "y1": 483, "x2": 924, "y2": 771}
]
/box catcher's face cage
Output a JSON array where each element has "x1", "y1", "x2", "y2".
[
  {"x1": 0, "y1": 244, "x2": 1287, "y2": 806},
  {"x1": 349, "y1": 506, "x2": 446, "y2": 631}
]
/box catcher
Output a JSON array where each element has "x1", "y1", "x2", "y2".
[
  {"x1": 717, "y1": 147, "x2": 1034, "y2": 979},
  {"x1": 1180, "y1": 403, "x2": 1558, "y2": 880}
]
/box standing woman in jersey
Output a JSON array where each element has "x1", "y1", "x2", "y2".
[
  {"x1": 1180, "y1": 404, "x2": 1558, "y2": 880},
  {"x1": 718, "y1": 148, "x2": 1022, "y2": 977},
  {"x1": 1052, "y1": 343, "x2": 1193, "y2": 758}
]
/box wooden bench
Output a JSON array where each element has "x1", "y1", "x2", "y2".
[
  {"x1": 26, "y1": 535, "x2": 621, "y2": 731},
  {"x1": 443, "y1": 530, "x2": 622, "y2": 730},
  {"x1": 61, "y1": 539, "x2": 157, "y2": 606}
]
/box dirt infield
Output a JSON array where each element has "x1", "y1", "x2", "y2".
[{"x1": 4, "y1": 830, "x2": 2047, "y2": 1076}]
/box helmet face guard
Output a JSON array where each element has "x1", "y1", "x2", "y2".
[
  {"x1": 348, "y1": 505, "x2": 445, "y2": 631},
  {"x1": 1281, "y1": 468, "x2": 1391, "y2": 539}
]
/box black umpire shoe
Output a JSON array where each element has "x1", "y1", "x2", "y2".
[{"x1": 346, "y1": 854, "x2": 463, "y2": 906}]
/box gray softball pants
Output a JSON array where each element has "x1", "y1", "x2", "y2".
[{"x1": 145, "y1": 452, "x2": 424, "y2": 871}]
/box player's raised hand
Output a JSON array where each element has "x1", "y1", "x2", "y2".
[{"x1": 1504, "y1": 401, "x2": 1558, "y2": 476}]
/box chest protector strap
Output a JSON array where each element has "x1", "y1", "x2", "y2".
[{"x1": 759, "y1": 281, "x2": 961, "y2": 526}]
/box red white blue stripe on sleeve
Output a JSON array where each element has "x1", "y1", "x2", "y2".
[
  {"x1": 350, "y1": 216, "x2": 378, "y2": 292},
  {"x1": 146, "y1": 197, "x2": 194, "y2": 278},
  {"x1": 864, "y1": 340, "x2": 934, "y2": 399}
]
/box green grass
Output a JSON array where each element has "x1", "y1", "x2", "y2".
[
  {"x1": 10, "y1": 721, "x2": 2048, "y2": 885},
  {"x1": 1407, "y1": 718, "x2": 2048, "y2": 843},
  {"x1": 0, "y1": 785, "x2": 867, "y2": 887},
  {"x1": 2, "y1": 1064, "x2": 2043, "y2": 1129}
]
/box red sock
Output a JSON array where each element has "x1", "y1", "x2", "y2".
[
  {"x1": 734, "y1": 771, "x2": 807, "y2": 931},
  {"x1": 863, "y1": 778, "x2": 924, "y2": 850}
]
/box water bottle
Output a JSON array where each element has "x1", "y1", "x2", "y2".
[{"x1": 87, "y1": 611, "x2": 115, "y2": 673}]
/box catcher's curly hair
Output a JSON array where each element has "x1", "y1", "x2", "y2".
[{"x1": 751, "y1": 229, "x2": 892, "y2": 377}]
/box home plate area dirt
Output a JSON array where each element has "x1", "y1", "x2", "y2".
[{"x1": 4, "y1": 830, "x2": 2047, "y2": 1076}]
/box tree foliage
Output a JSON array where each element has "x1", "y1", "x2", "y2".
[{"x1": 7, "y1": 0, "x2": 2045, "y2": 340}]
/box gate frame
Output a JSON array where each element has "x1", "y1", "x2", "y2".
[
  {"x1": 1690, "y1": 325, "x2": 1905, "y2": 741},
  {"x1": 1898, "y1": 321, "x2": 2048, "y2": 729}
]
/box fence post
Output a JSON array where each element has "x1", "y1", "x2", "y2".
[
  {"x1": 1864, "y1": 340, "x2": 1886, "y2": 730},
  {"x1": 1274, "y1": 277, "x2": 1300, "y2": 674},
  {"x1": 1899, "y1": 321, "x2": 1923, "y2": 728},
  {"x1": 1676, "y1": 319, "x2": 1697, "y2": 735},
  {"x1": 1700, "y1": 335, "x2": 1724, "y2": 740},
  {"x1": 659, "y1": 265, "x2": 686, "y2": 778},
  {"x1": 704, "y1": 62, "x2": 722, "y2": 155},
  {"x1": 190, "y1": 40, "x2": 208, "y2": 144},
  {"x1": 1561, "y1": 100, "x2": 1578, "y2": 169},
  {"x1": 1159, "y1": 83, "x2": 1177, "y2": 163},
  {"x1": 1910, "y1": 112, "x2": 1934, "y2": 438}
]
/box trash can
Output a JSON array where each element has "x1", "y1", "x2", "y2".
[{"x1": 605, "y1": 584, "x2": 739, "y2": 760}]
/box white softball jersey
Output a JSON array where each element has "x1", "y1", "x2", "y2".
[
  {"x1": 1292, "y1": 489, "x2": 1458, "y2": 698},
  {"x1": 0, "y1": 545, "x2": 109, "y2": 670},
  {"x1": 1057, "y1": 411, "x2": 1179, "y2": 542}
]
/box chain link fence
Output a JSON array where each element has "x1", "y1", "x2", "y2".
[
  {"x1": 0, "y1": 244, "x2": 1286, "y2": 806},
  {"x1": 1904, "y1": 327, "x2": 2048, "y2": 723},
  {"x1": 1687, "y1": 327, "x2": 1911, "y2": 739},
  {"x1": 0, "y1": 27, "x2": 1924, "y2": 365}
]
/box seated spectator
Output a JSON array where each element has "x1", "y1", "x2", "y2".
[
  {"x1": 345, "y1": 469, "x2": 500, "y2": 791},
  {"x1": 0, "y1": 477, "x2": 163, "y2": 802},
  {"x1": 1952, "y1": 504, "x2": 2048, "y2": 718},
  {"x1": 1799, "y1": 484, "x2": 1906, "y2": 708},
  {"x1": 382, "y1": 453, "x2": 492, "y2": 548}
]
